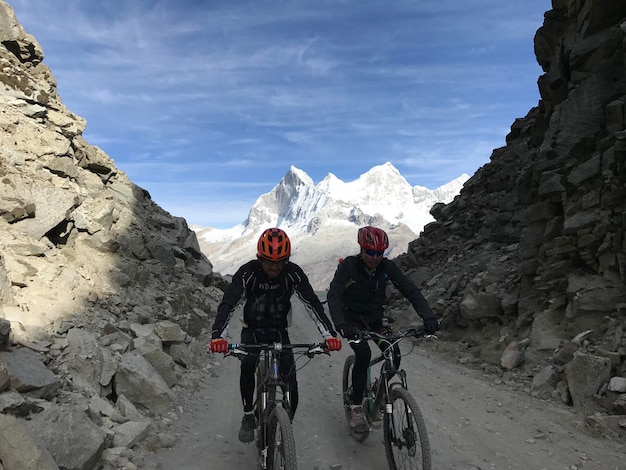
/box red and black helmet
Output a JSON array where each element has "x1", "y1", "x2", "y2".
[
  {"x1": 357, "y1": 226, "x2": 389, "y2": 251},
  {"x1": 257, "y1": 228, "x2": 291, "y2": 261}
]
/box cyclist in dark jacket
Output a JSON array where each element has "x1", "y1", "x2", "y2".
[
  {"x1": 327, "y1": 225, "x2": 439, "y2": 433},
  {"x1": 209, "y1": 228, "x2": 342, "y2": 443}
]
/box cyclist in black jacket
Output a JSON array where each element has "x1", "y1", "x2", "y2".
[
  {"x1": 327, "y1": 225, "x2": 439, "y2": 433},
  {"x1": 209, "y1": 227, "x2": 342, "y2": 443}
]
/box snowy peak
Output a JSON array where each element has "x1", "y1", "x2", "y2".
[
  {"x1": 196, "y1": 163, "x2": 469, "y2": 289},
  {"x1": 285, "y1": 165, "x2": 314, "y2": 187},
  {"x1": 358, "y1": 161, "x2": 407, "y2": 186},
  {"x1": 431, "y1": 174, "x2": 469, "y2": 200},
  {"x1": 272, "y1": 161, "x2": 423, "y2": 233},
  {"x1": 352, "y1": 162, "x2": 414, "y2": 208},
  {"x1": 246, "y1": 166, "x2": 314, "y2": 229},
  {"x1": 233, "y1": 161, "x2": 468, "y2": 236}
]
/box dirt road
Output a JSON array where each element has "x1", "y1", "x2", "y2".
[{"x1": 144, "y1": 300, "x2": 625, "y2": 470}]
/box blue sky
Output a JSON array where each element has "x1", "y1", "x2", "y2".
[{"x1": 10, "y1": 0, "x2": 549, "y2": 228}]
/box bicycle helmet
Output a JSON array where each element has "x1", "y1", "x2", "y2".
[
  {"x1": 357, "y1": 226, "x2": 389, "y2": 251},
  {"x1": 257, "y1": 228, "x2": 291, "y2": 261}
]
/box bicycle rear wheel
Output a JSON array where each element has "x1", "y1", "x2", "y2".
[
  {"x1": 266, "y1": 406, "x2": 297, "y2": 470},
  {"x1": 341, "y1": 354, "x2": 370, "y2": 442},
  {"x1": 383, "y1": 387, "x2": 431, "y2": 470}
]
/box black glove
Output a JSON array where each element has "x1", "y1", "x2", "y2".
[
  {"x1": 337, "y1": 325, "x2": 360, "y2": 340},
  {"x1": 377, "y1": 325, "x2": 392, "y2": 337},
  {"x1": 423, "y1": 317, "x2": 440, "y2": 335}
]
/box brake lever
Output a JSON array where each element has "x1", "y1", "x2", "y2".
[
  {"x1": 308, "y1": 345, "x2": 325, "y2": 355},
  {"x1": 228, "y1": 347, "x2": 248, "y2": 357}
]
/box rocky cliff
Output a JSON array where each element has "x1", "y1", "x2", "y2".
[
  {"x1": 398, "y1": 0, "x2": 626, "y2": 433},
  {"x1": 0, "y1": 1, "x2": 225, "y2": 468},
  {"x1": 2, "y1": 0, "x2": 626, "y2": 468}
]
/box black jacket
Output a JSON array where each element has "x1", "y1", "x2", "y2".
[
  {"x1": 211, "y1": 259, "x2": 336, "y2": 338},
  {"x1": 327, "y1": 255, "x2": 435, "y2": 329}
]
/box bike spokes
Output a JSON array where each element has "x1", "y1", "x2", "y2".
[
  {"x1": 271, "y1": 425, "x2": 285, "y2": 468},
  {"x1": 383, "y1": 388, "x2": 431, "y2": 470},
  {"x1": 267, "y1": 407, "x2": 297, "y2": 470},
  {"x1": 394, "y1": 402, "x2": 417, "y2": 453}
]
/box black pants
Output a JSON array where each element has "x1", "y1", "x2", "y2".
[
  {"x1": 240, "y1": 328, "x2": 298, "y2": 416},
  {"x1": 345, "y1": 319, "x2": 401, "y2": 404}
]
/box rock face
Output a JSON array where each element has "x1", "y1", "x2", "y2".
[
  {"x1": 1, "y1": 0, "x2": 626, "y2": 467},
  {"x1": 0, "y1": 1, "x2": 224, "y2": 467},
  {"x1": 398, "y1": 0, "x2": 626, "y2": 430}
]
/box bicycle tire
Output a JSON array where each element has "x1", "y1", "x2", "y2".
[
  {"x1": 383, "y1": 387, "x2": 431, "y2": 470},
  {"x1": 266, "y1": 406, "x2": 297, "y2": 470},
  {"x1": 341, "y1": 354, "x2": 370, "y2": 442}
]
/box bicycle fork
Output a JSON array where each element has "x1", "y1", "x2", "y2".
[
  {"x1": 257, "y1": 387, "x2": 268, "y2": 469},
  {"x1": 383, "y1": 371, "x2": 418, "y2": 452},
  {"x1": 258, "y1": 350, "x2": 292, "y2": 469},
  {"x1": 257, "y1": 354, "x2": 275, "y2": 469}
]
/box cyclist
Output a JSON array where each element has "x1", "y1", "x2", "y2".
[
  {"x1": 327, "y1": 225, "x2": 439, "y2": 433},
  {"x1": 209, "y1": 227, "x2": 342, "y2": 443}
]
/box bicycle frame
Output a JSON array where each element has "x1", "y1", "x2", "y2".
[
  {"x1": 227, "y1": 341, "x2": 327, "y2": 470},
  {"x1": 367, "y1": 334, "x2": 407, "y2": 414},
  {"x1": 257, "y1": 343, "x2": 292, "y2": 417},
  {"x1": 351, "y1": 328, "x2": 416, "y2": 418}
]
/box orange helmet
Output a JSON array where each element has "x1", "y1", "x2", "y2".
[
  {"x1": 357, "y1": 226, "x2": 389, "y2": 251},
  {"x1": 257, "y1": 228, "x2": 291, "y2": 261}
]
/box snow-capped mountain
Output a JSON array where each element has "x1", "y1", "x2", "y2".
[{"x1": 194, "y1": 162, "x2": 468, "y2": 290}]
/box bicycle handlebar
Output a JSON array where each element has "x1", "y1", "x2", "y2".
[
  {"x1": 225, "y1": 342, "x2": 330, "y2": 358},
  {"x1": 349, "y1": 326, "x2": 435, "y2": 343}
]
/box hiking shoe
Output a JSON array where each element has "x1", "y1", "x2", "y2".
[
  {"x1": 238, "y1": 414, "x2": 256, "y2": 443},
  {"x1": 350, "y1": 405, "x2": 368, "y2": 433}
]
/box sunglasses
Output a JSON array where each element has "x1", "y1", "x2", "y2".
[
  {"x1": 364, "y1": 249, "x2": 384, "y2": 257},
  {"x1": 259, "y1": 258, "x2": 288, "y2": 266}
]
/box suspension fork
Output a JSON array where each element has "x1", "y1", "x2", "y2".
[
  {"x1": 258, "y1": 349, "x2": 274, "y2": 419},
  {"x1": 384, "y1": 368, "x2": 416, "y2": 448},
  {"x1": 269, "y1": 344, "x2": 293, "y2": 413},
  {"x1": 259, "y1": 345, "x2": 292, "y2": 461},
  {"x1": 256, "y1": 351, "x2": 270, "y2": 467},
  {"x1": 380, "y1": 358, "x2": 404, "y2": 432}
]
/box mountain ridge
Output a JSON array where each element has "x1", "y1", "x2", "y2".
[
  {"x1": 194, "y1": 162, "x2": 468, "y2": 289},
  {"x1": 1, "y1": 1, "x2": 626, "y2": 465},
  {"x1": 2, "y1": 1, "x2": 626, "y2": 467}
]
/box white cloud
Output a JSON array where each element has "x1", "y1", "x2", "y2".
[{"x1": 9, "y1": 0, "x2": 550, "y2": 227}]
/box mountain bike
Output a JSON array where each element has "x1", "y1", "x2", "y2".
[
  {"x1": 226, "y1": 341, "x2": 329, "y2": 470},
  {"x1": 342, "y1": 326, "x2": 434, "y2": 470}
]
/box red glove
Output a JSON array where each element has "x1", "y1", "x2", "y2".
[
  {"x1": 325, "y1": 337, "x2": 342, "y2": 351},
  {"x1": 209, "y1": 338, "x2": 228, "y2": 353}
]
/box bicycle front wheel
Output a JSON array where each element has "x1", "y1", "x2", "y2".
[
  {"x1": 267, "y1": 406, "x2": 297, "y2": 470},
  {"x1": 383, "y1": 387, "x2": 431, "y2": 470}
]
